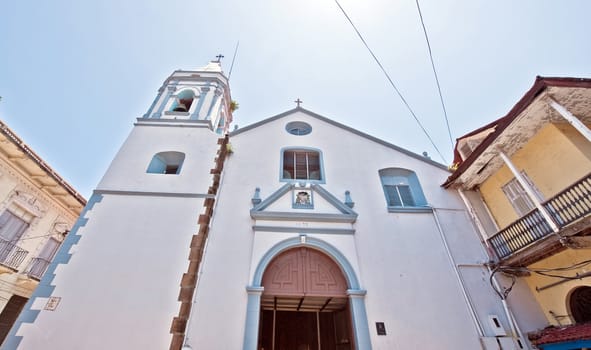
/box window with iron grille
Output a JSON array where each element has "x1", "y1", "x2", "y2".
[{"x1": 281, "y1": 149, "x2": 323, "y2": 182}]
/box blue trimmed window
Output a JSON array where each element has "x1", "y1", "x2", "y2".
[
  {"x1": 379, "y1": 168, "x2": 429, "y2": 212},
  {"x1": 147, "y1": 151, "x2": 185, "y2": 175},
  {"x1": 281, "y1": 148, "x2": 323, "y2": 182}
]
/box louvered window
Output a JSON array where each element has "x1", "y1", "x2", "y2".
[
  {"x1": 379, "y1": 168, "x2": 428, "y2": 210},
  {"x1": 282, "y1": 150, "x2": 322, "y2": 181},
  {"x1": 502, "y1": 171, "x2": 543, "y2": 217}
]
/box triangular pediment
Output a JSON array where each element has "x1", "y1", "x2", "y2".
[{"x1": 250, "y1": 183, "x2": 357, "y2": 226}]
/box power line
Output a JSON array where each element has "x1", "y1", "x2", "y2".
[
  {"x1": 228, "y1": 41, "x2": 240, "y2": 81},
  {"x1": 333, "y1": 0, "x2": 447, "y2": 164},
  {"x1": 415, "y1": 0, "x2": 454, "y2": 149}
]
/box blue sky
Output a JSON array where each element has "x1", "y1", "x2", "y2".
[{"x1": 1, "y1": 0, "x2": 590, "y2": 198}]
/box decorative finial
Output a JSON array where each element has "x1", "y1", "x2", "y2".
[
  {"x1": 294, "y1": 98, "x2": 303, "y2": 108},
  {"x1": 215, "y1": 54, "x2": 225, "y2": 62}
]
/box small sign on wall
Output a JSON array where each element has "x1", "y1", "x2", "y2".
[
  {"x1": 44, "y1": 296, "x2": 61, "y2": 311},
  {"x1": 376, "y1": 322, "x2": 387, "y2": 335}
]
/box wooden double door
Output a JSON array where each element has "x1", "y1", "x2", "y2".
[{"x1": 259, "y1": 248, "x2": 354, "y2": 350}]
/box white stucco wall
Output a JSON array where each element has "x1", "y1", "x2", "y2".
[
  {"x1": 11, "y1": 109, "x2": 532, "y2": 350},
  {"x1": 186, "y1": 110, "x2": 516, "y2": 349},
  {"x1": 16, "y1": 194, "x2": 203, "y2": 349},
  {"x1": 97, "y1": 122, "x2": 221, "y2": 195}
]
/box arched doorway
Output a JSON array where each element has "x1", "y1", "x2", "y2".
[
  {"x1": 259, "y1": 247, "x2": 354, "y2": 350},
  {"x1": 569, "y1": 286, "x2": 591, "y2": 324}
]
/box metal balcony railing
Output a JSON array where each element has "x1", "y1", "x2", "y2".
[
  {"x1": 488, "y1": 173, "x2": 591, "y2": 260},
  {"x1": 25, "y1": 257, "x2": 51, "y2": 280},
  {"x1": 0, "y1": 238, "x2": 28, "y2": 270}
]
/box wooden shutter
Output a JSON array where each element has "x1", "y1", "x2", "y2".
[{"x1": 502, "y1": 178, "x2": 535, "y2": 216}]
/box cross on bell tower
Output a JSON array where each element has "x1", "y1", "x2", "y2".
[{"x1": 215, "y1": 54, "x2": 224, "y2": 62}]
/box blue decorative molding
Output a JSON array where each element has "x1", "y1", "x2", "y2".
[
  {"x1": 3, "y1": 194, "x2": 104, "y2": 349},
  {"x1": 251, "y1": 183, "x2": 292, "y2": 212},
  {"x1": 93, "y1": 189, "x2": 214, "y2": 198},
  {"x1": 251, "y1": 188, "x2": 261, "y2": 206},
  {"x1": 135, "y1": 118, "x2": 212, "y2": 128},
  {"x1": 251, "y1": 236, "x2": 360, "y2": 288},
  {"x1": 152, "y1": 83, "x2": 177, "y2": 119},
  {"x1": 252, "y1": 225, "x2": 355, "y2": 235},
  {"x1": 344, "y1": 190, "x2": 355, "y2": 208},
  {"x1": 249, "y1": 184, "x2": 358, "y2": 223},
  {"x1": 387, "y1": 206, "x2": 433, "y2": 213},
  {"x1": 250, "y1": 211, "x2": 356, "y2": 223},
  {"x1": 311, "y1": 185, "x2": 357, "y2": 215},
  {"x1": 143, "y1": 89, "x2": 163, "y2": 118}
]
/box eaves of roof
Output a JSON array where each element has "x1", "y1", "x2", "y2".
[
  {"x1": 230, "y1": 107, "x2": 448, "y2": 171},
  {"x1": 442, "y1": 76, "x2": 591, "y2": 188},
  {"x1": 0, "y1": 120, "x2": 87, "y2": 206}
]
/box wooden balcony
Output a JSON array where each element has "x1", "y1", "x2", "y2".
[
  {"x1": 0, "y1": 238, "x2": 28, "y2": 271},
  {"x1": 488, "y1": 173, "x2": 591, "y2": 266}
]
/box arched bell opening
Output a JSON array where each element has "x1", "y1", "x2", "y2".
[
  {"x1": 170, "y1": 90, "x2": 196, "y2": 112},
  {"x1": 258, "y1": 247, "x2": 354, "y2": 350}
]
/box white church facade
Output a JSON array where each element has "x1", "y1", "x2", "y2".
[{"x1": 3, "y1": 61, "x2": 544, "y2": 349}]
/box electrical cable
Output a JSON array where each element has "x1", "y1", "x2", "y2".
[
  {"x1": 415, "y1": 0, "x2": 454, "y2": 149},
  {"x1": 228, "y1": 41, "x2": 240, "y2": 81},
  {"x1": 333, "y1": 0, "x2": 447, "y2": 164}
]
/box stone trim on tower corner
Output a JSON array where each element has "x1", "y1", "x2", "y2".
[{"x1": 169, "y1": 135, "x2": 229, "y2": 350}]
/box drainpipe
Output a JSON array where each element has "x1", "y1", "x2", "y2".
[
  {"x1": 497, "y1": 149, "x2": 559, "y2": 233},
  {"x1": 457, "y1": 190, "x2": 531, "y2": 350},
  {"x1": 431, "y1": 208, "x2": 485, "y2": 340}
]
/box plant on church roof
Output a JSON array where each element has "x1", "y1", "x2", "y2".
[{"x1": 230, "y1": 100, "x2": 239, "y2": 113}]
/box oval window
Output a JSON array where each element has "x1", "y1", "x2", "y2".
[{"x1": 285, "y1": 121, "x2": 312, "y2": 136}]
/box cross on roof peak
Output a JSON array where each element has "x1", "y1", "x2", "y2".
[
  {"x1": 215, "y1": 54, "x2": 224, "y2": 62},
  {"x1": 294, "y1": 98, "x2": 303, "y2": 108}
]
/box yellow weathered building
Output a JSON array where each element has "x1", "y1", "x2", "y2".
[
  {"x1": 444, "y1": 77, "x2": 591, "y2": 350},
  {"x1": 0, "y1": 121, "x2": 85, "y2": 342}
]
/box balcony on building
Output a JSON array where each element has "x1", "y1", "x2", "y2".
[
  {"x1": 0, "y1": 238, "x2": 28, "y2": 272},
  {"x1": 443, "y1": 77, "x2": 591, "y2": 267}
]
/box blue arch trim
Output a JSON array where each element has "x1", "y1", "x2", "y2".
[
  {"x1": 251, "y1": 236, "x2": 360, "y2": 290},
  {"x1": 243, "y1": 236, "x2": 371, "y2": 350}
]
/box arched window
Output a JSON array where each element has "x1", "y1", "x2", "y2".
[
  {"x1": 170, "y1": 90, "x2": 196, "y2": 113},
  {"x1": 569, "y1": 286, "x2": 591, "y2": 324},
  {"x1": 379, "y1": 168, "x2": 428, "y2": 211},
  {"x1": 281, "y1": 148, "x2": 324, "y2": 182},
  {"x1": 146, "y1": 152, "x2": 185, "y2": 175}
]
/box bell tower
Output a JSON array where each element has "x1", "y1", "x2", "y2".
[
  {"x1": 144, "y1": 60, "x2": 233, "y2": 134},
  {"x1": 5, "y1": 60, "x2": 233, "y2": 350}
]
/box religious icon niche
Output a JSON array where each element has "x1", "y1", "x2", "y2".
[{"x1": 293, "y1": 188, "x2": 313, "y2": 209}]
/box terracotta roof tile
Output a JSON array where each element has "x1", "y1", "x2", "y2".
[{"x1": 529, "y1": 323, "x2": 591, "y2": 346}]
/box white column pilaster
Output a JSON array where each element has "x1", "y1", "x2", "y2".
[{"x1": 498, "y1": 150, "x2": 559, "y2": 232}]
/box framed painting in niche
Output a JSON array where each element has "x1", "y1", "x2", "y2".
[{"x1": 293, "y1": 189, "x2": 313, "y2": 209}]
